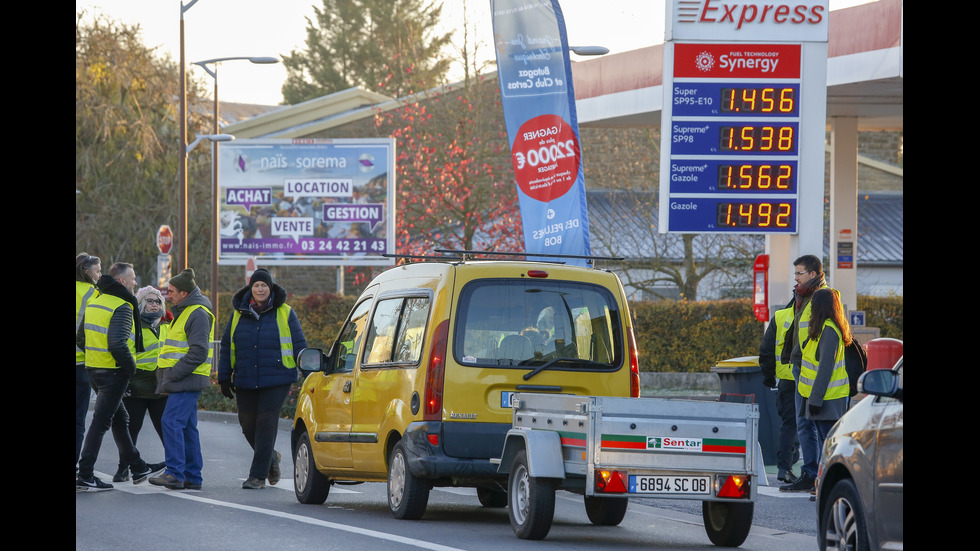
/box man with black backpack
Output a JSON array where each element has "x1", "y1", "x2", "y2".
[{"x1": 760, "y1": 296, "x2": 801, "y2": 486}]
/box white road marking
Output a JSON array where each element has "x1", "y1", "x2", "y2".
[{"x1": 93, "y1": 471, "x2": 463, "y2": 551}]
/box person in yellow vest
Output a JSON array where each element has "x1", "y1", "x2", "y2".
[
  {"x1": 76, "y1": 252, "x2": 101, "y2": 474},
  {"x1": 798, "y1": 288, "x2": 852, "y2": 442},
  {"x1": 779, "y1": 254, "x2": 832, "y2": 493},
  {"x1": 149, "y1": 269, "x2": 214, "y2": 491},
  {"x1": 76, "y1": 262, "x2": 165, "y2": 491},
  {"x1": 759, "y1": 295, "x2": 800, "y2": 485},
  {"x1": 217, "y1": 269, "x2": 307, "y2": 489},
  {"x1": 112, "y1": 286, "x2": 170, "y2": 482}
]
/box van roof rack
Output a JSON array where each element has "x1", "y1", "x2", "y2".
[
  {"x1": 383, "y1": 253, "x2": 464, "y2": 262},
  {"x1": 434, "y1": 249, "x2": 623, "y2": 267}
]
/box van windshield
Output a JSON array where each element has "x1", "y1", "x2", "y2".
[{"x1": 454, "y1": 279, "x2": 623, "y2": 370}]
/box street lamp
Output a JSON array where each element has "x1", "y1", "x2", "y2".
[
  {"x1": 191, "y1": 56, "x2": 279, "y2": 328},
  {"x1": 569, "y1": 46, "x2": 610, "y2": 56}
]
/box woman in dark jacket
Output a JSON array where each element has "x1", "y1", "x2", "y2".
[{"x1": 217, "y1": 269, "x2": 307, "y2": 489}]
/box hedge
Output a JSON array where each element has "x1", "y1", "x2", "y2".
[{"x1": 199, "y1": 293, "x2": 902, "y2": 416}]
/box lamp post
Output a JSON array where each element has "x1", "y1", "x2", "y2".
[
  {"x1": 177, "y1": 0, "x2": 202, "y2": 273},
  {"x1": 191, "y1": 56, "x2": 279, "y2": 328}
]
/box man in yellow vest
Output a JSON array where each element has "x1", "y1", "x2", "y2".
[
  {"x1": 759, "y1": 297, "x2": 800, "y2": 485},
  {"x1": 150, "y1": 268, "x2": 214, "y2": 491},
  {"x1": 76, "y1": 262, "x2": 166, "y2": 491},
  {"x1": 778, "y1": 254, "x2": 830, "y2": 493}
]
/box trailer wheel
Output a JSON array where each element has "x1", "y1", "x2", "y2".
[
  {"x1": 584, "y1": 496, "x2": 629, "y2": 526},
  {"x1": 702, "y1": 501, "x2": 754, "y2": 547},
  {"x1": 387, "y1": 441, "x2": 430, "y2": 520},
  {"x1": 507, "y1": 450, "x2": 556, "y2": 540}
]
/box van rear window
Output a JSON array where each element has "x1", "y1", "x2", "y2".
[{"x1": 454, "y1": 279, "x2": 622, "y2": 370}]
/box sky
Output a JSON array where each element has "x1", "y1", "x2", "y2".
[{"x1": 75, "y1": 0, "x2": 870, "y2": 106}]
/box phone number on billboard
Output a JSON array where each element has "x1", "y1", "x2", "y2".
[{"x1": 299, "y1": 239, "x2": 386, "y2": 253}]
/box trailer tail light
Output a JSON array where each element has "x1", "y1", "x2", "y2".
[
  {"x1": 595, "y1": 469, "x2": 628, "y2": 493},
  {"x1": 715, "y1": 474, "x2": 751, "y2": 499},
  {"x1": 424, "y1": 320, "x2": 450, "y2": 420},
  {"x1": 627, "y1": 326, "x2": 640, "y2": 397}
]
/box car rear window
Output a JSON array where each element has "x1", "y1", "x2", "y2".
[{"x1": 453, "y1": 278, "x2": 623, "y2": 370}]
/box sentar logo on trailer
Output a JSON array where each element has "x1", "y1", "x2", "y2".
[{"x1": 677, "y1": 0, "x2": 826, "y2": 30}]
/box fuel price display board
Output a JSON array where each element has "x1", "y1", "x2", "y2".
[{"x1": 660, "y1": 42, "x2": 804, "y2": 233}]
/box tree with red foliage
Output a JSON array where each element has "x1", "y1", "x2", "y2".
[{"x1": 374, "y1": 74, "x2": 523, "y2": 258}]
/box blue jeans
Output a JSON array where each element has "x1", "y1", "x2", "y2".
[
  {"x1": 76, "y1": 364, "x2": 91, "y2": 469},
  {"x1": 161, "y1": 391, "x2": 203, "y2": 485},
  {"x1": 794, "y1": 387, "x2": 820, "y2": 479},
  {"x1": 77, "y1": 369, "x2": 144, "y2": 479}
]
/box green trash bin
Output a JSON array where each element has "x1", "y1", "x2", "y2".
[{"x1": 710, "y1": 356, "x2": 781, "y2": 467}]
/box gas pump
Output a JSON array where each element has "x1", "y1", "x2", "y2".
[{"x1": 753, "y1": 254, "x2": 769, "y2": 322}]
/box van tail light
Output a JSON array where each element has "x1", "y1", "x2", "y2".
[
  {"x1": 627, "y1": 326, "x2": 640, "y2": 398},
  {"x1": 424, "y1": 320, "x2": 450, "y2": 420}
]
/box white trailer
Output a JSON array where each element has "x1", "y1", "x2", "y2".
[{"x1": 494, "y1": 393, "x2": 765, "y2": 545}]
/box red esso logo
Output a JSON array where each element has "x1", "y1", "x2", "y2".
[
  {"x1": 512, "y1": 114, "x2": 580, "y2": 203},
  {"x1": 157, "y1": 226, "x2": 173, "y2": 254}
]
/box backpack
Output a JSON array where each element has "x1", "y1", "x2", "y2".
[{"x1": 844, "y1": 340, "x2": 868, "y2": 397}]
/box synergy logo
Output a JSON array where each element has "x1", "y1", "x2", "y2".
[
  {"x1": 694, "y1": 51, "x2": 715, "y2": 72},
  {"x1": 647, "y1": 436, "x2": 704, "y2": 452},
  {"x1": 677, "y1": 0, "x2": 826, "y2": 30}
]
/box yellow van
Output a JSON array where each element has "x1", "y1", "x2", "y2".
[{"x1": 292, "y1": 256, "x2": 640, "y2": 519}]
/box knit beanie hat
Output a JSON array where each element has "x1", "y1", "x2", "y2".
[
  {"x1": 170, "y1": 268, "x2": 197, "y2": 293},
  {"x1": 135, "y1": 286, "x2": 165, "y2": 310},
  {"x1": 249, "y1": 268, "x2": 274, "y2": 288}
]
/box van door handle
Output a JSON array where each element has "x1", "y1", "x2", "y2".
[{"x1": 343, "y1": 380, "x2": 352, "y2": 393}]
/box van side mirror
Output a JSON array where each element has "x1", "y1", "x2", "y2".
[{"x1": 298, "y1": 347, "x2": 327, "y2": 373}]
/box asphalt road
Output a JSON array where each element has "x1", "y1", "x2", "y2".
[{"x1": 77, "y1": 409, "x2": 819, "y2": 551}]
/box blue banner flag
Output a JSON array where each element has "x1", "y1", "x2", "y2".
[{"x1": 491, "y1": 0, "x2": 592, "y2": 265}]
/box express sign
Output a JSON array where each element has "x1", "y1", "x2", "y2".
[
  {"x1": 157, "y1": 225, "x2": 173, "y2": 255},
  {"x1": 666, "y1": 0, "x2": 828, "y2": 42}
]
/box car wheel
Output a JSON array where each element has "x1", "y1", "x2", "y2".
[
  {"x1": 294, "y1": 431, "x2": 330, "y2": 504},
  {"x1": 820, "y1": 478, "x2": 870, "y2": 550},
  {"x1": 584, "y1": 496, "x2": 629, "y2": 526},
  {"x1": 507, "y1": 450, "x2": 556, "y2": 540},
  {"x1": 387, "y1": 441, "x2": 430, "y2": 519},
  {"x1": 477, "y1": 486, "x2": 507, "y2": 508},
  {"x1": 702, "y1": 501, "x2": 754, "y2": 547}
]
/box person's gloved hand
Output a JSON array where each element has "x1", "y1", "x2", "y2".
[
  {"x1": 763, "y1": 376, "x2": 776, "y2": 388},
  {"x1": 219, "y1": 380, "x2": 236, "y2": 399},
  {"x1": 809, "y1": 403, "x2": 821, "y2": 416}
]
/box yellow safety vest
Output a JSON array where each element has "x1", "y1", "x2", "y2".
[
  {"x1": 135, "y1": 324, "x2": 168, "y2": 371},
  {"x1": 76, "y1": 281, "x2": 98, "y2": 364},
  {"x1": 158, "y1": 304, "x2": 215, "y2": 377},
  {"x1": 798, "y1": 320, "x2": 849, "y2": 400},
  {"x1": 84, "y1": 293, "x2": 136, "y2": 369},
  {"x1": 773, "y1": 306, "x2": 794, "y2": 381},
  {"x1": 795, "y1": 285, "x2": 837, "y2": 350},
  {"x1": 228, "y1": 304, "x2": 296, "y2": 369}
]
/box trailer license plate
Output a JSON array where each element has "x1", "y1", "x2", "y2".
[{"x1": 629, "y1": 475, "x2": 710, "y2": 494}]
